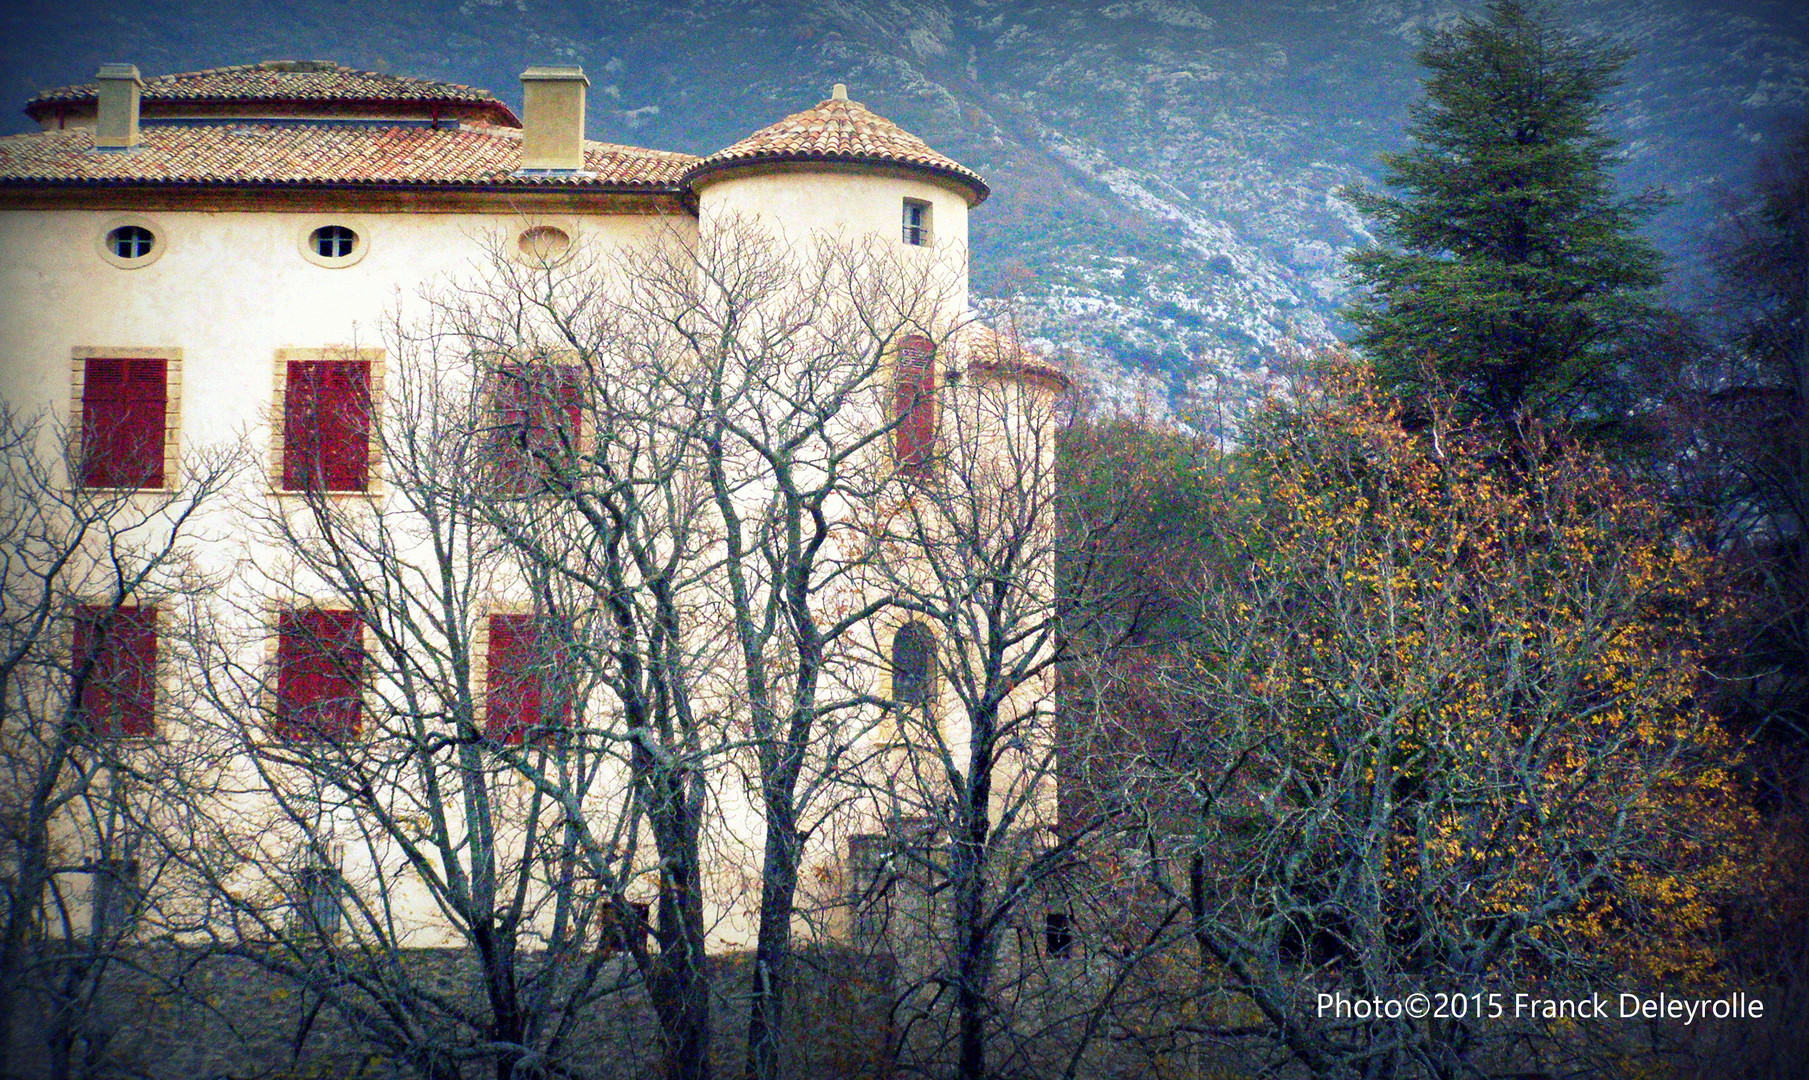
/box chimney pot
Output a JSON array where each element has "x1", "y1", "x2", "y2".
[
  {"x1": 519, "y1": 65, "x2": 589, "y2": 172},
  {"x1": 832, "y1": 83, "x2": 848, "y2": 100},
  {"x1": 94, "y1": 63, "x2": 143, "y2": 149}
]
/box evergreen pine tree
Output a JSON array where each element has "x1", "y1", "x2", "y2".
[{"x1": 1343, "y1": 0, "x2": 1668, "y2": 434}]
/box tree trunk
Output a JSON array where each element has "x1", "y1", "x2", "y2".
[
  {"x1": 954, "y1": 708, "x2": 997, "y2": 1080},
  {"x1": 744, "y1": 785, "x2": 799, "y2": 1080},
  {"x1": 642, "y1": 759, "x2": 712, "y2": 1080}
]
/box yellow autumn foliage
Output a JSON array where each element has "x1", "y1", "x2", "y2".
[{"x1": 1182, "y1": 351, "x2": 1758, "y2": 989}]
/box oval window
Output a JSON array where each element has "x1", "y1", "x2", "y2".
[
  {"x1": 310, "y1": 225, "x2": 359, "y2": 259},
  {"x1": 107, "y1": 225, "x2": 156, "y2": 260},
  {"x1": 518, "y1": 226, "x2": 571, "y2": 262}
]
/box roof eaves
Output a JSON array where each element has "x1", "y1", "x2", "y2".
[
  {"x1": 685, "y1": 150, "x2": 989, "y2": 205},
  {"x1": 0, "y1": 174, "x2": 691, "y2": 193}
]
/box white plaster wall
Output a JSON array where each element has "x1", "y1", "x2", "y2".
[
  {"x1": 695, "y1": 168, "x2": 971, "y2": 325},
  {"x1": 0, "y1": 207, "x2": 694, "y2": 450},
  {"x1": 0, "y1": 194, "x2": 1056, "y2": 956},
  {"x1": 0, "y1": 204, "x2": 703, "y2": 947}
]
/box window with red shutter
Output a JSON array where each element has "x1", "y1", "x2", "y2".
[
  {"x1": 485, "y1": 613, "x2": 567, "y2": 744},
  {"x1": 491, "y1": 365, "x2": 582, "y2": 494},
  {"x1": 283, "y1": 360, "x2": 371, "y2": 492},
  {"x1": 275, "y1": 609, "x2": 363, "y2": 741},
  {"x1": 72, "y1": 605, "x2": 157, "y2": 737},
  {"x1": 893, "y1": 337, "x2": 936, "y2": 473},
  {"x1": 82, "y1": 358, "x2": 167, "y2": 489}
]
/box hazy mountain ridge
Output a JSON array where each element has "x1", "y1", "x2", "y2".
[{"x1": 4, "y1": 0, "x2": 1803, "y2": 409}]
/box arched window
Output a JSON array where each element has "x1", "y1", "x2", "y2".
[
  {"x1": 891, "y1": 622, "x2": 936, "y2": 709},
  {"x1": 893, "y1": 336, "x2": 936, "y2": 473}
]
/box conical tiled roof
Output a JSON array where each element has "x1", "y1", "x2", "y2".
[{"x1": 687, "y1": 90, "x2": 986, "y2": 205}]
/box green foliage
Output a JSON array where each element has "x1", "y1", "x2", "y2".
[
  {"x1": 1058, "y1": 417, "x2": 1226, "y2": 643},
  {"x1": 1342, "y1": 0, "x2": 1668, "y2": 435}
]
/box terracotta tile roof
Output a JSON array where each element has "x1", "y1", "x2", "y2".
[
  {"x1": 960, "y1": 326, "x2": 1070, "y2": 390},
  {"x1": 0, "y1": 124, "x2": 697, "y2": 189},
  {"x1": 28, "y1": 62, "x2": 516, "y2": 122},
  {"x1": 688, "y1": 93, "x2": 987, "y2": 205}
]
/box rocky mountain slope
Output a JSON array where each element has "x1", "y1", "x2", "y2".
[{"x1": 5, "y1": 0, "x2": 1803, "y2": 413}]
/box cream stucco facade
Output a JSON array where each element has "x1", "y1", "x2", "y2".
[{"x1": 0, "y1": 62, "x2": 1063, "y2": 959}]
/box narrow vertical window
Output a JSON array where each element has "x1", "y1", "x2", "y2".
[
  {"x1": 293, "y1": 864, "x2": 344, "y2": 937},
  {"x1": 893, "y1": 337, "x2": 936, "y2": 473},
  {"x1": 72, "y1": 605, "x2": 158, "y2": 737},
  {"x1": 91, "y1": 858, "x2": 142, "y2": 938},
  {"x1": 283, "y1": 359, "x2": 371, "y2": 492},
  {"x1": 275, "y1": 609, "x2": 363, "y2": 741},
  {"x1": 491, "y1": 364, "x2": 582, "y2": 494},
  {"x1": 902, "y1": 199, "x2": 931, "y2": 246},
  {"x1": 891, "y1": 622, "x2": 936, "y2": 710},
  {"x1": 485, "y1": 613, "x2": 568, "y2": 744},
  {"x1": 1044, "y1": 911, "x2": 1073, "y2": 958},
  {"x1": 81, "y1": 357, "x2": 167, "y2": 488},
  {"x1": 848, "y1": 833, "x2": 893, "y2": 942}
]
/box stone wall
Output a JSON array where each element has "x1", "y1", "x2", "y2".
[{"x1": 4, "y1": 945, "x2": 896, "y2": 1080}]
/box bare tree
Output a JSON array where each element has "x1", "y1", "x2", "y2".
[
  {"x1": 856, "y1": 328, "x2": 1140, "y2": 1080},
  {"x1": 1072, "y1": 355, "x2": 1757, "y2": 1080},
  {"x1": 0, "y1": 406, "x2": 236, "y2": 1079},
  {"x1": 651, "y1": 223, "x2": 970, "y2": 1080},
  {"x1": 156, "y1": 321, "x2": 663, "y2": 1079},
  {"x1": 176, "y1": 217, "x2": 984, "y2": 1080}
]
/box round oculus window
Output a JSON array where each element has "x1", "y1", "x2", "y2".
[
  {"x1": 108, "y1": 225, "x2": 155, "y2": 260},
  {"x1": 299, "y1": 220, "x2": 369, "y2": 267},
  {"x1": 311, "y1": 225, "x2": 358, "y2": 259},
  {"x1": 97, "y1": 218, "x2": 166, "y2": 268},
  {"x1": 518, "y1": 226, "x2": 571, "y2": 262}
]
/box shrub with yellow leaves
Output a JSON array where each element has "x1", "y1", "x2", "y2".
[{"x1": 1076, "y1": 350, "x2": 1759, "y2": 1079}]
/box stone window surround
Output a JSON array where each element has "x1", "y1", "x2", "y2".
[
  {"x1": 69, "y1": 346, "x2": 182, "y2": 492},
  {"x1": 269, "y1": 347, "x2": 385, "y2": 497}
]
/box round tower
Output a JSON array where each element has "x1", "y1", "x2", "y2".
[{"x1": 684, "y1": 84, "x2": 987, "y2": 322}]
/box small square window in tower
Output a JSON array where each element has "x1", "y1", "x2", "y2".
[
  {"x1": 893, "y1": 337, "x2": 936, "y2": 473},
  {"x1": 283, "y1": 359, "x2": 371, "y2": 491},
  {"x1": 491, "y1": 364, "x2": 582, "y2": 493},
  {"x1": 485, "y1": 613, "x2": 569, "y2": 744},
  {"x1": 275, "y1": 609, "x2": 364, "y2": 741},
  {"x1": 902, "y1": 198, "x2": 932, "y2": 246},
  {"x1": 72, "y1": 605, "x2": 158, "y2": 737},
  {"x1": 81, "y1": 358, "x2": 166, "y2": 488}
]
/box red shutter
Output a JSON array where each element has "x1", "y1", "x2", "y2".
[
  {"x1": 276, "y1": 609, "x2": 363, "y2": 741},
  {"x1": 284, "y1": 361, "x2": 371, "y2": 492},
  {"x1": 894, "y1": 337, "x2": 936, "y2": 472},
  {"x1": 492, "y1": 371, "x2": 532, "y2": 493},
  {"x1": 82, "y1": 358, "x2": 166, "y2": 488},
  {"x1": 73, "y1": 605, "x2": 158, "y2": 736},
  {"x1": 486, "y1": 614, "x2": 534, "y2": 743},
  {"x1": 553, "y1": 366, "x2": 583, "y2": 450},
  {"x1": 486, "y1": 613, "x2": 568, "y2": 743},
  {"x1": 492, "y1": 366, "x2": 582, "y2": 494}
]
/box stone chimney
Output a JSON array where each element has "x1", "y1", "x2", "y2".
[
  {"x1": 94, "y1": 64, "x2": 144, "y2": 149},
  {"x1": 519, "y1": 66, "x2": 589, "y2": 172}
]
